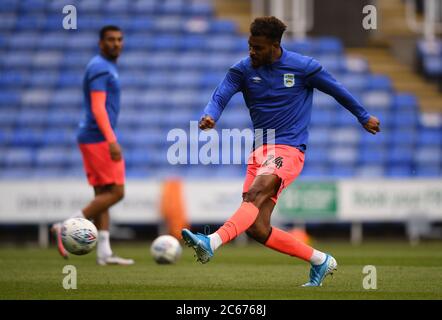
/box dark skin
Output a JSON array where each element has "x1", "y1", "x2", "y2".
[
  {"x1": 200, "y1": 34, "x2": 381, "y2": 244},
  {"x1": 80, "y1": 30, "x2": 125, "y2": 229},
  {"x1": 99, "y1": 30, "x2": 124, "y2": 161}
]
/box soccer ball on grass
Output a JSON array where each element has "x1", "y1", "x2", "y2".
[
  {"x1": 61, "y1": 218, "x2": 98, "y2": 255},
  {"x1": 150, "y1": 235, "x2": 182, "y2": 264}
]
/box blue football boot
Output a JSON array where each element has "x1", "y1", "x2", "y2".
[
  {"x1": 302, "y1": 254, "x2": 338, "y2": 287},
  {"x1": 181, "y1": 228, "x2": 214, "y2": 264}
]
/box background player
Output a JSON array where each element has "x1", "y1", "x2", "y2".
[
  {"x1": 182, "y1": 17, "x2": 380, "y2": 286},
  {"x1": 52, "y1": 25, "x2": 134, "y2": 266}
]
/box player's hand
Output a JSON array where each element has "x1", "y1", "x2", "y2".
[
  {"x1": 199, "y1": 115, "x2": 216, "y2": 130},
  {"x1": 109, "y1": 142, "x2": 122, "y2": 161},
  {"x1": 363, "y1": 116, "x2": 381, "y2": 135}
]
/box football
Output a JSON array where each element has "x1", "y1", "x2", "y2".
[
  {"x1": 61, "y1": 218, "x2": 98, "y2": 255},
  {"x1": 150, "y1": 235, "x2": 182, "y2": 264}
]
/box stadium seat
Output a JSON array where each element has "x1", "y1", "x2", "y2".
[
  {"x1": 1, "y1": 2, "x2": 438, "y2": 180},
  {"x1": 3, "y1": 148, "x2": 35, "y2": 168}
]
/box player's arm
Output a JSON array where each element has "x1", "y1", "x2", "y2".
[
  {"x1": 200, "y1": 68, "x2": 244, "y2": 130},
  {"x1": 90, "y1": 91, "x2": 122, "y2": 161},
  {"x1": 306, "y1": 62, "x2": 380, "y2": 135}
]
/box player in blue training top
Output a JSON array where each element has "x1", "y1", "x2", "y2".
[
  {"x1": 182, "y1": 17, "x2": 380, "y2": 287},
  {"x1": 52, "y1": 25, "x2": 134, "y2": 265}
]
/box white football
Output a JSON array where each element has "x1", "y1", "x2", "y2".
[
  {"x1": 150, "y1": 235, "x2": 182, "y2": 264},
  {"x1": 61, "y1": 218, "x2": 98, "y2": 255}
]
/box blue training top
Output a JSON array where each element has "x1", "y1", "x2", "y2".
[
  {"x1": 203, "y1": 48, "x2": 371, "y2": 152},
  {"x1": 77, "y1": 54, "x2": 121, "y2": 143}
]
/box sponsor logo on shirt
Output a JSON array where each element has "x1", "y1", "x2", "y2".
[{"x1": 251, "y1": 76, "x2": 262, "y2": 83}]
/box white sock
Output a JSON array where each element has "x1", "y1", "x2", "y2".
[
  {"x1": 208, "y1": 233, "x2": 223, "y2": 252},
  {"x1": 310, "y1": 249, "x2": 327, "y2": 265},
  {"x1": 97, "y1": 230, "x2": 113, "y2": 258},
  {"x1": 69, "y1": 210, "x2": 85, "y2": 220}
]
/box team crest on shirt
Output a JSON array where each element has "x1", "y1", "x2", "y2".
[{"x1": 283, "y1": 73, "x2": 295, "y2": 87}]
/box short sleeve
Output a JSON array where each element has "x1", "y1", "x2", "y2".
[{"x1": 88, "y1": 69, "x2": 110, "y2": 91}]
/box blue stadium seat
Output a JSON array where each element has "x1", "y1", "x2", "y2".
[
  {"x1": 329, "y1": 128, "x2": 360, "y2": 145},
  {"x1": 300, "y1": 163, "x2": 329, "y2": 178},
  {"x1": 17, "y1": 111, "x2": 48, "y2": 128},
  {"x1": 305, "y1": 149, "x2": 328, "y2": 166},
  {"x1": 313, "y1": 92, "x2": 337, "y2": 108},
  {"x1": 0, "y1": 0, "x2": 19, "y2": 13},
  {"x1": 359, "y1": 147, "x2": 387, "y2": 165},
  {"x1": 208, "y1": 20, "x2": 237, "y2": 35},
  {"x1": 183, "y1": 2, "x2": 213, "y2": 17},
  {"x1": 28, "y1": 72, "x2": 59, "y2": 88},
  {"x1": 38, "y1": 33, "x2": 68, "y2": 50},
  {"x1": 329, "y1": 165, "x2": 356, "y2": 177},
  {"x1": 328, "y1": 147, "x2": 358, "y2": 166},
  {"x1": 417, "y1": 129, "x2": 441, "y2": 146},
  {"x1": 58, "y1": 71, "x2": 83, "y2": 88},
  {"x1": 35, "y1": 147, "x2": 71, "y2": 167},
  {"x1": 314, "y1": 37, "x2": 343, "y2": 54},
  {"x1": 310, "y1": 109, "x2": 334, "y2": 126},
  {"x1": 414, "y1": 146, "x2": 441, "y2": 165},
  {"x1": 319, "y1": 55, "x2": 344, "y2": 73},
  {"x1": 415, "y1": 165, "x2": 441, "y2": 177},
  {"x1": 65, "y1": 33, "x2": 96, "y2": 49},
  {"x1": 1, "y1": 2, "x2": 438, "y2": 179},
  {"x1": 390, "y1": 129, "x2": 417, "y2": 147},
  {"x1": 362, "y1": 91, "x2": 393, "y2": 109},
  {"x1": 43, "y1": 129, "x2": 76, "y2": 146},
  {"x1": 368, "y1": 75, "x2": 392, "y2": 91},
  {"x1": 157, "y1": 0, "x2": 185, "y2": 15},
  {"x1": 3, "y1": 148, "x2": 35, "y2": 167},
  {"x1": 11, "y1": 129, "x2": 44, "y2": 147},
  {"x1": 344, "y1": 56, "x2": 369, "y2": 73},
  {"x1": 20, "y1": 0, "x2": 47, "y2": 12},
  {"x1": 15, "y1": 15, "x2": 46, "y2": 30},
  {"x1": 130, "y1": 0, "x2": 156, "y2": 14},
  {"x1": 334, "y1": 111, "x2": 358, "y2": 127},
  {"x1": 308, "y1": 128, "x2": 331, "y2": 146},
  {"x1": 388, "y1": 146, "x2": 414, "y2": 165},
  {"x1": 104, "y1": 0, "x2": 130, "y2": 14},
  {"x1": 76, "y1": 0, "x2": 104, "y2": 14},
  {"x1": 0, "y1": 71, "x2": 28, "y2": 88},
  {"x1": 355, "y1": 165, "x2": 385, "y2": 177},
  {"x1": 47, "y1": 0, "x2": 77, "y2": 13},
  {"x1": 386, "y1": 165, "x2": 413, "y2": 177},
  {"x1": 51, "y1": 89, "x2": 82, "y2": 106},
  {"x1": 393, "y1": 93, "x2": 418, "y2": 111},
  {"x1": 284, "y1": 39, "x2": 314, "y2": 55},
  {"x1": 391, "y1": 111, "x2": 418, "y2": 128}
]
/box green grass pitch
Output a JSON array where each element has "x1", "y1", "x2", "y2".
[{"x1": 1, "y1": 241, "x2": 441, "y2": 299}]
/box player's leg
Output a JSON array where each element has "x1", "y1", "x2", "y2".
[
  {"x1": 182, "y1": 173, "x2": 280, "y2": 263},
  {"x1": 93, "y1": 185, "x2": 112, "y2": 261},
  {"x1": 92, "y1": 184, "x2": 134, "y2": 266},
  {"x1": 244, "y1": 145, "x2": 337, "y2": 286},
  {"x1": 82, "y1": 184, "x2": 124, "y2": 220},
  {"x1": 246, "y1": 197, "x2": 327, "y2": 265}
]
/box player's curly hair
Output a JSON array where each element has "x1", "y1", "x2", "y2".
[{"x1": 250, "y1": 16, "x2": 287, "y2": 43}]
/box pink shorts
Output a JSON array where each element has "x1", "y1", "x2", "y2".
[
  {"x1": 79, "y1": 141, "x2": 125, "y2": 186},
  {"x1": 243, "y1": 144, "x2": 305, "y2": 203}
]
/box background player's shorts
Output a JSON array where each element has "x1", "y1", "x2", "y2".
[
  {"x1": 243, "y1": 144, "x2": 305, "y2": 203},
  {"x1": 79, "y1": 141, "x2": 125, "y2": 186}
]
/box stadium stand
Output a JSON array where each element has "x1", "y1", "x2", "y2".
[{"x1": 0, "y1": 0, "x2": 440, "y2": 179}]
